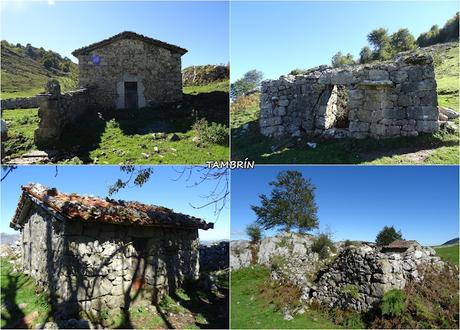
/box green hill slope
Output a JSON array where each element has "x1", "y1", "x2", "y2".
[
  {"x1": 1, "y1": 40, "x2": 78, "y2": 99},
  {"x1": 434, "y1": 244, "x2": 459, "y2": 266}
]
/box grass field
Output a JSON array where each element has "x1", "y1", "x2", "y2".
[
  {"x1": 2, "y1": 81, "x2": 230, "y2": 164},
  {"x1": 231, "y1": 266, "x2": 339, "y2": 329},
  {"x1": 434, "y1": 244, "x2": 459, "y2": 266},
  {"x1": 231, "y1": 43, "x2": 459, "y2": 164}
]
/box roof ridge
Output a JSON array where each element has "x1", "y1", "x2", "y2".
[{"x1": 72, "y1": 31, "x2": 187, "y2": 57}]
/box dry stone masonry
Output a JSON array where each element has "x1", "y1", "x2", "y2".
[
  {"x1": 34, "y1": 80, "x2": 89, "y2": 147},
  {"x1": 260, "y1": 53, "x2": 440, "y2": 139},
  {"x1": 1, "y1": 96, "x2": 39, "y2": 110},
  {"x1": 10, "y1": 183, "x2": 213, "y2": 319},
  {"x1": 231, "y1": 234, "x2": 448, "y2": 313}
]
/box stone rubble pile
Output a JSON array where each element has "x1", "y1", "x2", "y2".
[
  {"x1": 307, "y1": 244, "x2": 444, "y2": 312},
  {"x1": 231, "y1": 234, "x2": 448, "y2": 313}
]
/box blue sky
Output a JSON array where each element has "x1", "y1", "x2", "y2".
[
  {"x1": 231, "y1": 0, "x2": 459, "y2": 81},
  {"x1": 0, "y1": 0, "x2": 229, "y2": 67},
  {"x1": 231, "y1": 166, "x2": 459, "y2": 246},
  {"x1": 0, "y1": 166, "x2": 230, "y2": 241}
]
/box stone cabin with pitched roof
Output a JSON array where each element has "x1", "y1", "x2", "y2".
[
  {"x1": 381, "y1": 239, "x2": 422, "y2": 253},
  {"x1": 10, "y1": 183, "x2": 212, "y2": 318},
  {"x1": 71, "y1": 31, "x2": 188, "y2": 109}
]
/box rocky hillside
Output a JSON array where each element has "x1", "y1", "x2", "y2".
[
  {"x1": 182, "y1": 64, "x2": 229, "y2": 86},
  {"x1": 1, "y1": 40, "x2": 78, "y2": 99}
]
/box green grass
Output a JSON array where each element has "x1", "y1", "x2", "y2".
[
  {"x1": 2, "y1": 81, "x2": 230, "y2": 164},
  {"x1": 231, "y1": 266, "x2": 339, "y2": 329},
  {"x1": 231, "y1": 43, "x2": 459, "y2": 164},
  {"x1": 1, "y1": 258, "x2": 52, "y2": 328},
  {"x1": 435, "y1": 244, "x2": 459, "y2": 266},
  {"x1": 183, "y1": 80, "x2": 229, "y2": 95}
]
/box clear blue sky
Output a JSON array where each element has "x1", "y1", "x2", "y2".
[
  {"x1": 231, "y1": 0, "x2": 459, "y2": 81},
  {"x1": 0, "y1": 166, "x2": 230, "y2": 241},
  {"x1": 0, "y1": 0, "x2": 229, "y2": 67},
  {"x1": 231, "y1": 166, "x2": 459, "y2": 246}
]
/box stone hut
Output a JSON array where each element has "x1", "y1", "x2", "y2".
[
  {"x1": 381, "y1": 239, "x2": 421, "y2": 253},
  {"x1": 260, "y1": 53, "x2": 439, "y2": 139},
  {"x1": 10, "y1": 183, "x2": 213, "y2": 318},
  {"x1": 72, "y1": 31, "x2": 188, "y2": 109}
]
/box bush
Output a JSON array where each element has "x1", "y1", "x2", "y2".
[
  {"x1": 193, "y1": 118, "x2": 228, "y2": 146},
  {"x1": 343, "y1": 311, "x2": 365, "y2": 329},
  {"x1": 381, "y1": 289, "x2": 406, "y2": 317},
  {"x1": 246, "y1": 223, "x2": 262, "y2": 243},
  {"x1": 311, "y1": 232, "x2": 336, "y2": 260}
]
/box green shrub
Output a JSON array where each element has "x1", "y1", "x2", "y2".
[
  {"x1": 193, "y1": 118, "x2": 229, "y2": 146},
  {"x1": 381, "y1": 289, "x2": 406, "y2": 317},
  {"x1": 343, "y1": 311, "x2": 365, "y2": 329},
  {"x1": 342, "y1": 284, "x2": 360, "y2": 300},
  {"x1": 311, "y1": 232, "x2": 336, "y2": 260},
  {"x1": 246, "y1": 223, "x2": 262, "y2": 243}
]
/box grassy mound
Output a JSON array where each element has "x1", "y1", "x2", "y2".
[{"x1": 231, "y1": 43, "x2": 459, "y2": 164}]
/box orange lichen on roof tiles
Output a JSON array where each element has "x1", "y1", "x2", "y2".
[{"x1": 10, "y1": 183, "x2": 213, "y2": 230}]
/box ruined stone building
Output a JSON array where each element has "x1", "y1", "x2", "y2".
[
  {"x1": 260, "y1": 53, "x2": 440, "y2": 139},
  {"x1": 10, "y1": 183, "x2": 212, "y2": 317},
  {"x1": 72, "y1": 31, "x2": 188, "y2": 109}
]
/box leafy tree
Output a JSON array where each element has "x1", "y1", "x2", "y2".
[
  {"x1": 367, "y1": 28, "x2": 393, "y2": 60},
  {"x1": 390, "y1": 28, "x2": 417, "y2": 53},
  {"x1": 359, "y1": 46, "x2": 373, "y2": 64},
  {"x1": 243, "y1": 69, "x2": 264, "y2": 86},
  {"x1": 246, "y1": 223, "x2": 263, "y2": 243},
  {"x1": 375, "y1": 225, "x2": 403, "y2": 246},
  {"x1": 331, "y1": 52, "x2": 356, "y2": 67},
  {"x1": 251, "y1": 170, "x2": 319, "y2": 233},
  {"x1": 230, "y1": 69, "x2": 264, "y2": 100},
  {"x1": 417, "y1": 12, "x2": 459, "y2": 47}
]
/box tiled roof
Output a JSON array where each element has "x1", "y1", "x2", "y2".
[
  {"x1": 72, "y1": 31, "x2": 188, "y2": 57},
  {"x1": 10, "y1": 183, "x2": 212, "y2": 230},
  {"x1": 384, "y1": 240, "x2": 419, "y2": 249}
]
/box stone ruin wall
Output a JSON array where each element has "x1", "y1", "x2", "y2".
[
  {"x1": 1, "y1": 96, "x2": 39, "y2": 110},
  {"x1": 34, "y1": 82, "x2": 90, "y2": 147},
  {"x1": 76, "y1": 38, "x2": 183, "y2": 109},
  {"x1": 21, "y1": 202, "x2": 199, "y2": 318},
  {"x1": 307, "y1": 244, "x2": 444, "y2": 312},
  {"x1": 230, "y1": 234, "x2": 447, "y2": 312},
  {"x1": 260, "y1": 53, "x2": 439, "y2": 139}
]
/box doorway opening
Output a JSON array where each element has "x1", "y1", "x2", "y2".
[{"x1": 124, "y1": 81, "x2": 138, "y2": 109}]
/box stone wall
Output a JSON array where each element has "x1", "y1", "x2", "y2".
[
  {"x1": 76, "y1": 38, "x2": 183, "y2": 109},
  {"x1": 1, "y1": 96, "x2": 39, "y2": 110},
  {"x1": 21, "y1": 202, "x2": 200, "y2": 318},
  {"x1": 308, "y1": 244, "x2": 444, "y2": 312},
  {"x1": 199, "y1": 241, "x2": 229, "y2": 271},
  {"x1": 231, "y1": 234, "x2": 447, "y2": 313},
  {"x1": 34, "y1": 83, "x2": 89, "y2": 147},
  {"x1": 260, "y1": 53, "x2": 439, "y2": 139}
]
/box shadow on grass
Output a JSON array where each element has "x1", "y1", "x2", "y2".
[
  {"x1": 1, "y1": 273, "x2": 26, "y2": 328},
  {"x1": 169, "y1": 280, "x2": 229, "y2": 329},
  {"x1": 232, "y1": 119, "x2": 459, "y2": 164}
]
